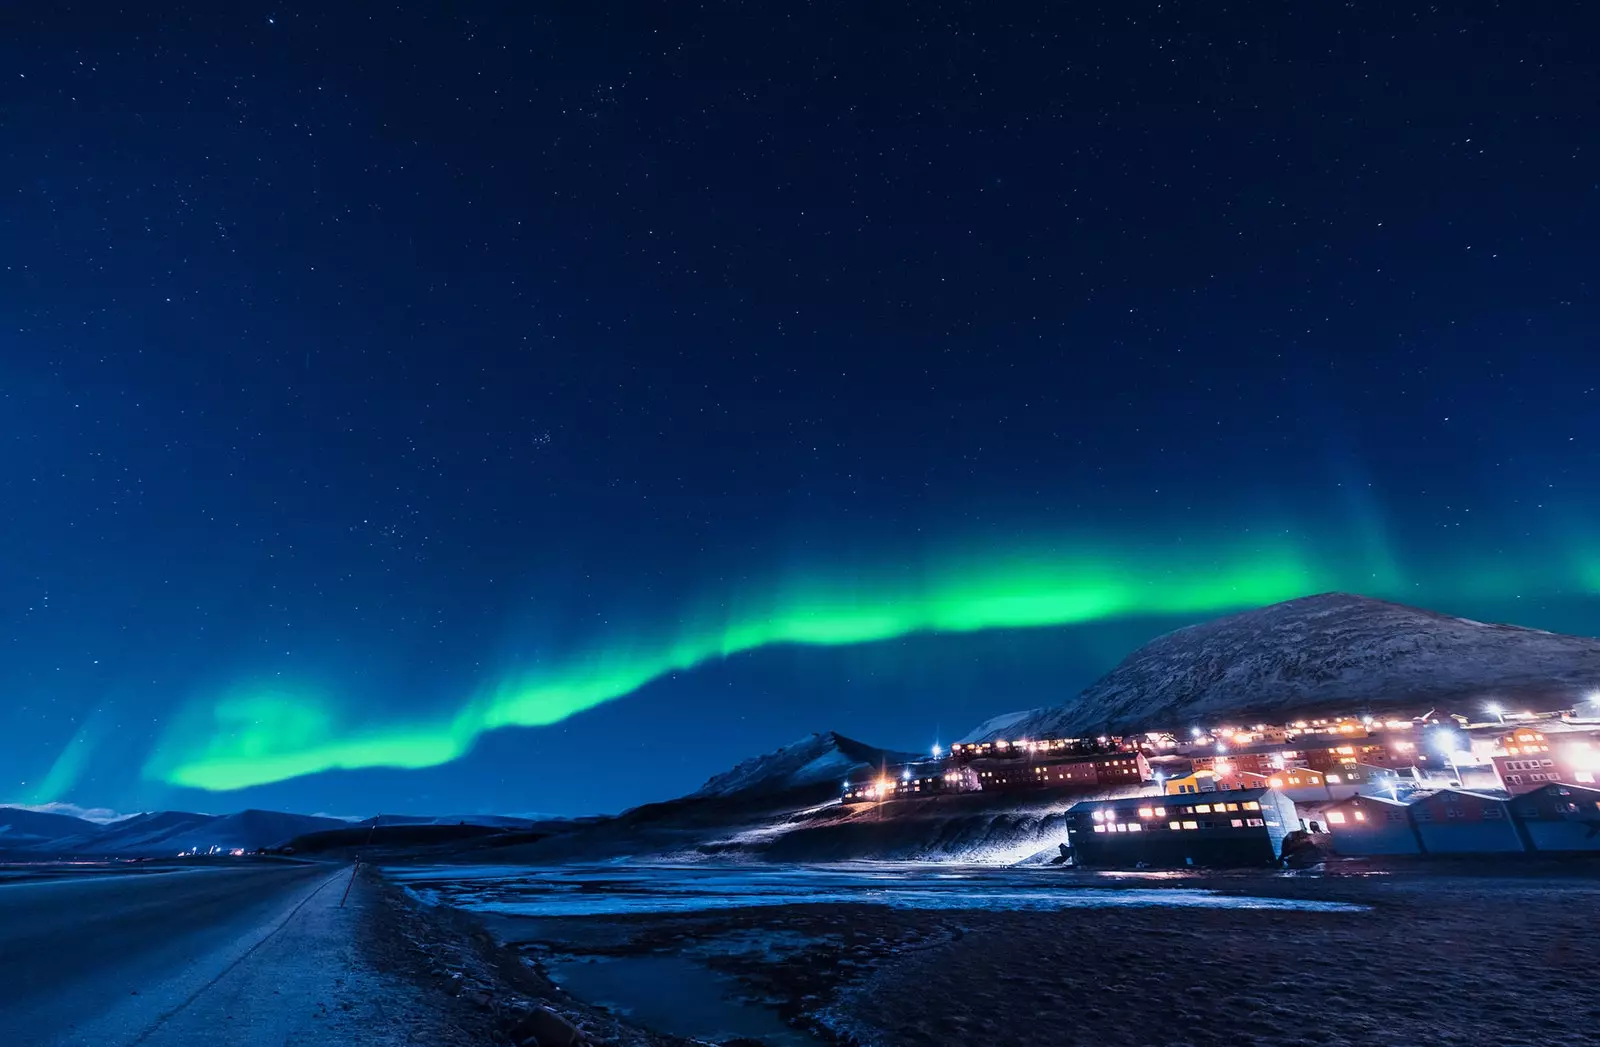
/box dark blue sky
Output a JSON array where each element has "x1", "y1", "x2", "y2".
[{"x1": 4, "y1": 3, "x2": 1597, "y2": 816}]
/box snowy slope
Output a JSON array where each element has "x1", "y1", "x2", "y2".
[
  {"x1": 693, "y1": 732, "x2": 922, "y2": 798},
  {"x1": 0, "y1": 806, "x2": 101, "y2": 848},
  {"x1": 962, "y1": 593, "x2": 1600, "y2": 741},
  {"x1": 41, "y1": 809, "x2": 348, "y2": 856}
]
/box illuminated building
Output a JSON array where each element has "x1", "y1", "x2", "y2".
[
  {"x1": 1507, "y1": 783, "x2": 1600, "y2": 852},
  {"x1": 1065, "y1": 789, "x2": 1297, "y2": 868},
  {"x1": 1314, "y1": 794, "x2": 1421, "y2": 855},
  {"x1": 1409, "y1": 789, "x2": 1523, "y2": 854},
  {"x1": 1490, "y1": 726, "x2": 1600, "y2": 795}
]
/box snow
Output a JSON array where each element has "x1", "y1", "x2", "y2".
[
  {"x1": 692, "y1": 732, "x2": 919, "y2": 798},
  {"x1": 964, "y1": 593, "x2": 1600, "y2": 741},
  {"x1": 386, "y1": 863, "x2": 1364, "y2": 917},
  {"x1": 19, "y1": 809, "x2": 348, "y2": 857}
]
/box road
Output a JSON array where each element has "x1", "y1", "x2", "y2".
[{"x1": 0, "y1": 861, "x2": 407, "y2": 1047}]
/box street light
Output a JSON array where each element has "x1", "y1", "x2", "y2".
[
  {"x1": 1486, "y1": 701, "x2": 1505, "y2": 723},
  {"x1": 931, "y1": 743, "x2": 943, "y2": 759}
]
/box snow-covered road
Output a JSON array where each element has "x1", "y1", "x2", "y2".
[{"x1": 0, "y1": 862, "x2": 425, "y2": 1047}]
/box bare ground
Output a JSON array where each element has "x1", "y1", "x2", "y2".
[{"x1": 369, "y1": 867, "x2": 1600, "y2": 1047}]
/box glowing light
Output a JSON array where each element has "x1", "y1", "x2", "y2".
[{"x1": 151, "y1": 540, "x2": 1335, "y2": 791}]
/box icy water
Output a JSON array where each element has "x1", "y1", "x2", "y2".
[
  {"x1": 546, "y1": 954, "x2": 821, "y2": 1047},
  {"x1": 388, "y1": 862, "x2": 1368, "y2": 916}
]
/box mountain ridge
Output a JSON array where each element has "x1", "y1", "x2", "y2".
[{"x1": 962, "y1": 592, "x2": 1600, "y2": 741}]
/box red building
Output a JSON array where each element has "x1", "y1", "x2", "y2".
[
  {"x1": 974, "y1": 751, "x2": 1150, "y2": 791},
  {"x1": 1491, "y1": 726, "x2": 1600, "y2": 795}
]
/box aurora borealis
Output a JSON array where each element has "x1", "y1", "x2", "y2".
[{"x1": 6, "y1": 5, "x2": 1598, "y2": 816}]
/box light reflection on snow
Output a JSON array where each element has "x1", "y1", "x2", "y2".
[{"x1": 386, "y1": 863, "x2": 1366, "y2": 917}]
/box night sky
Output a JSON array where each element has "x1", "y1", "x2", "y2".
[{"x1": 5, "y1": 4, "x2": 1597, "y2": 818}]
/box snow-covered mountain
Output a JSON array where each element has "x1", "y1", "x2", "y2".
[
  {"x1": 40, "y1": 809, "x2": 349, "y2": 856},
  {"x1": 0, "y1": 806, "x2": 101, "y2": 849},
  {"x1": 693, "y1": 732, "x2": 921, "y2": 799},
  {"x1": 962, "y1": 593, "x2": 1600, "y2": 741}
]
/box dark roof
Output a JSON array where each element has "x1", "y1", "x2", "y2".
[
  {"x1": 1323, "y1": 793, "x2": 1411, "y2": 810},
  {"x1": 1411, "y1": 787, "x2": 1511, "y2": 805},
  {"x1": 1067, "y1": 788, "x2": 1272, "y2": 814}
]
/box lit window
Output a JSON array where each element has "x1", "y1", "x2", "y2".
[
  {"x1": 1182, "y1": 820, "x2": 1199, "y2": 830},
  {"x1": 1138, "y1": 807, "x2": 1154, "y2": 819},
  {"x1": 1247, "y1": 818, "x2": 1264, "y2": 827},
  {"x1": 1195, "y1": 804, "x2": 1212, "y2": 813},
  {"x1": 1327, "y1": 811, "x2": 1347, "y2": 824},
  {"x1": 1577, "y1": 771, "x2": 1595, "y2": 783},
  {"x1": 1269, "y1": 779, "x2": 1284, "y2": 788},
  {"x1": 1244, "y1": 802, "x2": 1260, "y2": 811},
  {"x1": 1326, "y1": 774, "x2": 1342, "y2": 783},
  {"x1": 1353, "y1": 811, "x2": 1366, "y2": 822},
  {"x1": 1127, "y1": 823, "x2": 1142, "y2": 832},
  {"x1": 1169, "y1": 821, "x2": 1182, "y2": 830},
  {"x1": 1230, "y1": 818, "x2": 1244, "y2": 827},
  {"x1": 1093, "y1": 824, "x2": 1106, "y2": 833},
  {"x1": 1154, "y1": 807, "x2": 1166, "y2": 816}
]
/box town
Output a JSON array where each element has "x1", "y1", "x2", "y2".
[{"x1": 840, "y1": 701, "x2": 1600, "y2": 865}]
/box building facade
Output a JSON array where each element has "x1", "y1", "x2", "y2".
[
  {"x1": 1066, "y1": 788, "x2": 1297, "y2": 868},
  {"x1": 1317, "y1": 794, "x2": 1422, "y2": 855},
  {"x1": 1507, "y1": 783, "x2": 1600, "y2": 852},
  {"x1": 1410, "y1": 789, "x2": 1524, "y2": 854}
]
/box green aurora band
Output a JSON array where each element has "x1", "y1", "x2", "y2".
[
  {"x1": 140, "y1": 533, "x2": 1597, "y2": 793},
  {"x1": 146, "y1": 540, "x2": 1341, "y2": 791}
]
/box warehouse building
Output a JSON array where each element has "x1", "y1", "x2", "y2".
[
  {"x1": 1507, "y1": 782, "x2": 1600, "y2": 852},
  {"x1": 1409, "y1": 789, "x2": 1523, "y2": 854},
  {"x1": 1317, "y1": 794, "x2": 1422, "y2": 856},
  {"x1": 1065, "y1": 788, "x2": 1298, "y2": 868}
]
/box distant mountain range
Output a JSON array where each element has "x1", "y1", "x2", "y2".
[
  {"x1": 962, "y1": 592, "x2": 1600, "y2": 742},
  {"x1": 14, "y1": 593, "x2": 1598, "y2": 856}
]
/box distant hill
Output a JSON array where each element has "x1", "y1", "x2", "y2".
[
  {"x1": 355, "y1": 813, "x2": 543, "y2": 830},
  {"x1": 36, "y1": 809, "x2": 348, "y2": 857},
  {"x1": 692, "y1": 731, "x2": 922, "y2": 800},
  {"x1": 962, "y1": 593, "x2": 1600, "y2": 741},
  {"x1": 0, "y1": 806, "x2": 101, "y2": 849}
]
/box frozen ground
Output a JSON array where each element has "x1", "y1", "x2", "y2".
[
  {"x1": 386, "y1": 862, "x2": 1600, "y2": 1047},
  {"x1": 387, "y1": 862, "x2": 1366, "y2": 917}
]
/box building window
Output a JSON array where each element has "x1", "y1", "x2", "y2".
[
  {"x1": 1327, "y1": 811, "x2": 1347, "y2": 824},
  {"x1": 1247, "y1": 818, "x2": 1265, "y2": 827},
  {"x1": 1093, "y1": 825, "x2": 1106, "y2": 833},
  {"x1": 1354, "y1": 811, "x2": 1366, "y2": 822},
  {"x1": 1169, "y1": 821, "x2": 1182, "y2": 830},
  {"x1": 1181, "y1": 820, "x2": 1199, "y2": 830},
  {"x1": 1483, "y1": 807, "x2": 1503, "y2": 819},
  {"x1": 1507, "y1": 774, "x2": 1523, "y2": 785},
  {"x1": 1447, "y1": 807, "x2": 1463, "y2": 819},
  {"x1": 1243, "y1": 802, "x2": 1260, "y2": 811}
]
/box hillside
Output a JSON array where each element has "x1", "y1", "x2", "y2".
[
  {"x1": 0, "y1": 806, "x2": 101, "y2": 849},
  {"x1": 31, "y1": 809, "x2": 348, "y2": 857},
  {"x1": 963, "y1": 593, "x2": 1600, "y2": 741},
  {"x1": 692, "y1": 731, "x2": 921, "y2": 799}
]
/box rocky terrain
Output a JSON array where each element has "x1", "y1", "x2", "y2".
[{"x1": 964, "y1": 592, "x2": 1600, "y2": 741}]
